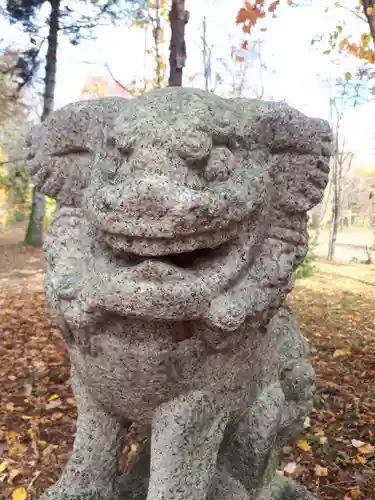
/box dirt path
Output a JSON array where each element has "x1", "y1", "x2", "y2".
[{"x1": 0, "y1": 223, "x2": 44, "y2": 286}]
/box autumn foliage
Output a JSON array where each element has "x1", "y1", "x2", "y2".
[
  {"x1": 236, "y1": 0, "x2": 291, "y2": 34},
  {"x1": 236, "y1": 1, "x2": 375, "y2": 68}
]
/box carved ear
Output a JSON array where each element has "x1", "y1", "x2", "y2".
[
  {"x1": 25, "y1": 97, "x2": 127, "y2": 206},
  {"x1": 235, "y1": 99, "x2": 332, "y2": 214}
]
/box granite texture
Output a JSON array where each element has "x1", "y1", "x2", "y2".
[{"x1": 24, "y1": 88, "x2": 332, "y2": 500}]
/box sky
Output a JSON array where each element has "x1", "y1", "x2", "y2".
[{"x1": 1, "y1": 0, "x2": 374, "y2": 165}]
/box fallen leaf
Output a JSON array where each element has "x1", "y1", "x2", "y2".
[
  {"x1": 351, "y1": 439, "x2": 366, "y2": 448},
  {"x1": 333, "y1": 348, "x2": 351, "y2": 358},
  {"x1": 297, "y1": 439, "x2": 312, "y2": 452},
  {"x1": 8, "y1": 468, "x2": 22, "y2": 484},
  {"x1": 23, "y1": 384, "x2": 32, "y2": 396},
  {"x1": 358, "y1": 443, "x2": 375, "y2": 455},
  {"x1": 0, "y1": 460, "x2": 8, "y2": 473},
  {"x1": 45, "y1": 399, "x2": 62, "y2": 409},
  {"x1": 314, "y1": 464, "x2": 328, "y2": 477},
  {"x1": 48, "y1": 393, "x2": 60, "y2": 401},
  {"x1": 28, "y1": 470, "x2": 41, "y2": 488},
  {"x1": 283, "y1": 461, "x2": 297, "y2": 474},
  {"x1": 303, "y1": 416, "x2": 311, "y2": 429},
  {"x1": 349, "y1": 486, "x2": 361, "y2": 499},
  {"x1": 11, "y1": 487, "x2": 27, "y2": 500}
]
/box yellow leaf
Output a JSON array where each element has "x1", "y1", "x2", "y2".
[
  {"x1": 287, "y1": 0, "x2": 293, "y2": 4},
  {"x1": 358, "y1": 443, "x2": 375, "y2": 454},
  {"x1": 297, "y1": 439, "x2": 312, "y2": 452},
  {"x1": 0, "y1": 460, "x2": 8, "y2": 473},
  {"x1": 356, "y1": 455, "x2": 367, "y2": 464},
  {"x1": 344, "y1": 71, "x2": 352, "y2": 81},
  {"x1": 323, "y1": 50, "x2": 331, "y2": 55},
  {"x1": 333, "y1": 348, "x2": 351, "y2": 358},
  {"x1": 334, "y1": 1, "x2": 340, "y2": 6},
  {"x1": 128, "y1": 443, "x2": 138, "y2": 460},
  {"x1": 11, "y1": 488, "x2": 27, "y2": 500},
  {"x1": 366, "y1": 6, "x2": 373, "y2": 15},
  {"x1": 48, "y1": 394, "x2": 60, "y2": 401},
  {"x1": 324, "y1": 7, "x2": 329, "y2": 12},
  {"x1": 361, "y1": 33, "x2": 371, "y2": 48}
]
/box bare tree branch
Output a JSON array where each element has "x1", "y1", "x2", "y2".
[{"x1": 104, "y1": 62, "x2": 131, "y2": 94}]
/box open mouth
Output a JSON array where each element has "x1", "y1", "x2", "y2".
[
  {"x1": 123, "y1": 246, "x2": 217, "y2": 269},
  {"x1": 108, "y1": 240, "x2": 232, "y2": 276}
]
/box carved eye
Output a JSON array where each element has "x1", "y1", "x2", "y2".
[
  {"x1": 117, "y1": 141, "x2": 134, "y2": 156},
  {"x1": 203, "y1": 147, "x2": 236, "y2": 182},
  {"x1": 108, "y1": 136, "x2": 134, "y2": 157},
  {"x1": 50, "y1": 147, "x2": 91, "y2": 157}
]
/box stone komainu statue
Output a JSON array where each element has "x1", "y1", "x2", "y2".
[{"x1": 25, "y1": 88, "x2": 331, "y2": 500}]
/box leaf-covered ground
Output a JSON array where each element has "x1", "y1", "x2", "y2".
[{"x1": 0, "y1": 230, "x2": 375, "y2": 500}]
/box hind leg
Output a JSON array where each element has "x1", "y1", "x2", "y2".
[
  {"x1": 212, "y1": 383, "x2": 285, "y2": 499},
  {"x1": 209, "y1": 365, "x2": 315, "y2": 500}
]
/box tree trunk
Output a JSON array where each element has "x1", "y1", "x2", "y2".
[
  {"x1": 24, "y1": 188, "x2": 46, "y2": 248},
  {"x1": 202, "y1": 16, "x2": 209, "y2": 91},
  {"x1": 313, "y1": 179, "x2": 332, "y2": 245},
  {"x1": 328, "y1": 176, "x2": 341, "y2": 261},
  {"x1": 25, "y1": 0, "x2": 59, "y2": 247},
  {"x1": 168, "y1": 0, "x2": 189, "y2": 87},
  {"x1": 363, "y1": 0, "x2": 375, "y2": 45}
]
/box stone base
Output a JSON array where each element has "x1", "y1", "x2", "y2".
[
  {"x1": 42, "y1": 473, "x2": 314, "y2": 500},
  {"x1": 115, "y1": 473, "x2": 314, "y2": 500}
]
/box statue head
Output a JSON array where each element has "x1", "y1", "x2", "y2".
[{"x1": 25, "y1": 88, "x2": 331, "y2": 331}]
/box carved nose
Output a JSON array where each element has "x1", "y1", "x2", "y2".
[{"x1": 110, "y1": 175, "x2": 200, "y2": 218}]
